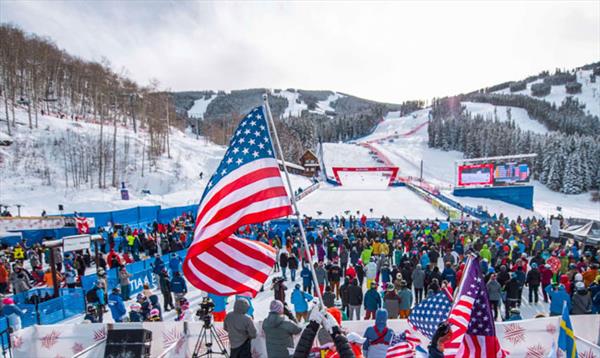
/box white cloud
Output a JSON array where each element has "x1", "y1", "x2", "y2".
[{"x1": 1, "y1": 0, "x2": 598, "y2": 103}]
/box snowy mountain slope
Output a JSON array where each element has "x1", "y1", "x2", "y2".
[
  {"x1": 0, "y1": 108, "x2": 312, "y2": 216},
  {"x1": 494, "y1": 69, "x2": 600, "y2": 117},
  {"x1": 187, "y1": 94, "x2": 217, "y2": 119},
  {"x1": 462, "y1": 102, "x2": 549, "y2": 135},
  {"x1": 350, "y1": 109, "x2": 600, "y2": 220},
  {"x1": 273, "y1": 90, "x2": 308, "y2": 117}
]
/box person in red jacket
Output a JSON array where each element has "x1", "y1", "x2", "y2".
[{"x1": 540, "y1": 263, "x2": 554, "y2": 303}]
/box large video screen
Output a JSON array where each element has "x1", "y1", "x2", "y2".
[
  {"x1": 457, "y1": 161, "x2": 531, "y2": 187},
  {"x1": 457, "y1": 164, "x2": 494, "y2": 186},
  {"x1": 493, "y1": 162, "x2": 531, "y2": 185}
]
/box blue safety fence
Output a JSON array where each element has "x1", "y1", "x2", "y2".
[
  {"x1": 14, "y1": 204, "x2": 198, "y2": 246},
  {"x1": 0, "y1": 317, "x2": 8, "y2": 350}
]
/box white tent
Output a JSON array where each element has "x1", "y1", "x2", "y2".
[{"x1": 560, "y1": 220, "x2": 600, "y2": 246}]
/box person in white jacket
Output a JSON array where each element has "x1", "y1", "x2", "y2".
[{"x1": 365, "y1": 260, "x2": 378, "y2": 288}]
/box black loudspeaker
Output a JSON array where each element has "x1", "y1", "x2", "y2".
[
  {"x1": 58, "y1": 204, "x2": 64, "y2": 211},
  {"x1": 104, "y1": 329, "x2": 152, "y2": 358}
]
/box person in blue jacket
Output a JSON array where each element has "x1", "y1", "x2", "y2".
[
  {"x1": 441, "y1": 262, "x2": 457, "y2": 288},
  {"x1": 95, "y1": 282, "x2": 106, "y2": 322},
  {"x1": 169, "y1": 253, "x2": 183, "y2": 273},
  {"x1": 152, "y1": 255, "x2": 165, "y2": 290},
  {"x1": 171, "y1": 271, "x2": 188, "y2": 307},
  {"x1": 290, "y1": 284, "x2": 313, "y2": 322},
  {"x1": 300, "y1": 264, "x2": 313, "y2": 293},
  {"x1": 420, "y1": 251, "x2": 430, "y2": 269},
  {"x1": 363, "y1": 281, "x2": 382, "y2": 320},
  {"x1": 363, "y1": 309, "x2": 394, "y2": 357},
  {"x1": 107, "y1": 287, "x2": 127, "y2": 322},
  {"x1": 545, "y1": 283, "x2": 571, "y2": 316}
]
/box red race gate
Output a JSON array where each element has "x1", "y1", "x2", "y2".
[{"x1": 332, "y1": 167, "x2": 399, "y2": 187}]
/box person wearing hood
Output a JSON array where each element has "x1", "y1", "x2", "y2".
[
  {"x1": 363, "y1": 309, "x2": 394, "y2": 358},
  {"x1": 224, "y1": 298, "x2": 257, "y2": 358},
  {"x1": 291, "y1": 284, "x2": 314, "y2": 322},
  {"x1": 545, "y1": 283, "x2": 571, "y2": 316},
  {"x1": 263, "y1": 300, "x2": 302, "y2": 357},
  {"x1": 411, "y1": 264, "x2": 425, "y2": 304},
  {"x1": 107, "y1": 287, "x2": 127, "y2": 323},
  {"x1": 570, "y1": 281, "x2": 592, "y2": 315}
]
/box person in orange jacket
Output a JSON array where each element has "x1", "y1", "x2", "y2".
[{"x1": 43, "y1": 269, "x2": 62, "y2": 288}]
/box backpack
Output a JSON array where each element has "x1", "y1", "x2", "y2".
[{"x1": 86, "y1": 287, "x2": 99, "y2": 303}]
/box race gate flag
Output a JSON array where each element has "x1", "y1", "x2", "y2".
[
  {"x1": 444, "y1": 256, "x2": 507, "y2": 358},
  {"x1": 183, "y1": 106, "x2": 292, "y2": 297},
  {"x1": 75, "y1": 217, "x2": 89, "y2": 234}
]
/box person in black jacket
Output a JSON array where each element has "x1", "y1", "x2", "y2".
[
  {"x1": 279, "y1": 250, "x2": 289, "y2": 280},
  {"x1": 347, "y1": 279, "x2": 363, "y2": 320},
  {"x1": 504, "y1": 274, "x2": 521, "y2": 319},
  {"x1": 339, "y1": 278, "x2": 350, "y2": 317},
  {"x1": 526, "y1": 263, "x2": 541, "y2": 304},
  {"x1": 293, "y1": 308, "x2": 355, "y2": 358},
  {"x1": 288, "y1": 253, "x2": 299, "y2": 282}
]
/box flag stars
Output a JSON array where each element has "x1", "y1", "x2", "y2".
[
  {"x1": 258, "y1": 143, "x2": 264, "y2": 149},
  {"x1": 221, "y1": 168, "x2": 227, "y2": 175},
  {"x1": 254, "y1": 130, "x2": 261, "y2": 137},
  {"x1": 236, "y1": 158, "x2": 243, "y2": 165},
  {"x1": 252, "y1": 151, "x2": 259, "y2": 158},
  {"x1": 233, "y1": 147, "x2": 239, "y2": 154},
  {"x1": 260, "y1": 125, "x2": 265, "y2": 130},
  {"x1": 226, "y1": 158, "x2": 233, "y2": 164},
  {"x1": 242, "y1": 148, "x2": 249, "y2": 155},
  {"x1": 250, "y1": 120, "x2": 256, "y2": 126},
  {"x1": 248, "y1": 139, "x2": 255, "y2": 145},
  {"x1": 244, "y1": 129, "x2": 251, "y2": 135}
]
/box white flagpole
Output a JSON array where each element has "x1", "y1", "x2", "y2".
[{"x1": 262, "y1": 93, "x2": 325, "y2": 308}]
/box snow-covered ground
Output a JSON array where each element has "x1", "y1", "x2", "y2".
[
  {"x1": 187, "y1": 94, "x2": 216, "y2": 119},
  {"x1": 0, "y1": 108, "x2": 311, "y2": 216},
  {"x1": 297, "y1": 184, "x2": 443, "y2": 219},
  {"x1": 321, "y1": 142, "x2": 383, "y2": 175},
  {"x1": 494, "y1": 69, "x2": 600, "y2": 117},
  {"x1": 274, "y1": 90, "x2": 308, "y2": 117},
  {"x1": 462, "y1": 102, "x2": 549, "y2": 135}
]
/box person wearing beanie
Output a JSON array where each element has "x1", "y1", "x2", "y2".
[
  {"x1": 262, "y1": 299, "x2": 302, "y2": 357},
  {"x1": 107, "y1": 287, "x2": 127, "y2": 323},
  {"x1": 291, "y1": 284, "x2": 314, "y2": 322},
  {"x1": 397, "y1": 281, "x2": 413, "y2": 319},
  {"x1": 383, "y1": 284, "x2": 401, "y2": 319},
  {"x1": 526, "y1": 263, "x2": 541, "y2": 304},
  {"x1": 2, "y1": 297, "x2": 24, "y2": 331},
  {"x1": 571, "y1": 281, "x2": 592, "y2": 315}
]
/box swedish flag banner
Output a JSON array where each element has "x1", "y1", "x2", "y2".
[{"x1": 558, "y1": 302, "x2": 577, "y2": 358}]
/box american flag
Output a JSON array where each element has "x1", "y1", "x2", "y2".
[
  {"x1": 386, "y1": 330, "x2": 422, "y2": 358},
  {"x1": 444, "y1": 257, "x2": 507, "y2": 358},
  {"x1": 183, "y1": 106, "x2": 292, "y2": 296},
  {"x1": 408, "y1": 289, "x2": 453, "y2": 339}
]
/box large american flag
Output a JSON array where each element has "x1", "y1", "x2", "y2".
[
  {"x1": 444, "y1": 257, "x2": 507, "y2": 358},
  {"x1": 408, "y1": 289, "x2": 453, "y2": 339},
  {"x1": 183, "y1": 106, "x2": 292, "y2": 296}
]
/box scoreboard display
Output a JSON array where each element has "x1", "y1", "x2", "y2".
[{"x1": 457, "y1": 161, "x2": 531, "y2": 187}]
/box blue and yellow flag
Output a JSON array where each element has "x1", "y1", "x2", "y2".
[{"x1": 558, "y1": 302, "x2": 577, "y2": 358}]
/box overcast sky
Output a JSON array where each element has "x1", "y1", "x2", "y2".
[{"x1": 1, "y1": 1, "x2": 599, "y2": 103}]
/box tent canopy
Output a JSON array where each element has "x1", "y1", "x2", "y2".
[{"x1": 560, "y1": 220, "x2": 600, "y2": 247}]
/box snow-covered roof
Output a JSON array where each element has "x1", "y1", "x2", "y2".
[{"x1": 277, "y1": 159, "x2": 304, "y2": 171}]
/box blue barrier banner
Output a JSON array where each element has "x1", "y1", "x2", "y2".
[
  {"x1": 0, "y1": 317, "x2": 9, "y2": 350},
  {"x1": 138, "y1": 205, "x2": 160, "y2": 224},
  {"x1": 127, "y1": 261, "x2": 145, "y2": 275},
  {"x1": 128, "y1": 269, "x2": 157, "y2": 295},
  {"x1": 61, "y1": 288, "x2": 85, "y2": 319},
  {"x1": 81, "y1": 274, "x2": 97, "y2": 292},
  {"x1": 16, "y1": 303, "x2": 37, "y2": 328},
  {"x1": 38, "y1": 297, "x2": 65, "y2": 325}
]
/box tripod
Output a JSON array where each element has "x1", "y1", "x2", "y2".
[{"x1": 191, "y1": 315, "x2": 229, "y2": 358}]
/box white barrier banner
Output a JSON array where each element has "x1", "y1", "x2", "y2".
[
  {"x1": 11, "y1": 316, "x2": 600, "y2": 358},
  {"x1": 0, "y1": 216, "x2": 66, "y2": 231}
]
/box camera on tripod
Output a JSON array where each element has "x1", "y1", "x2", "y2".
[{"x1": 196, "y1": 297, "x2": 215, "y2": 326}]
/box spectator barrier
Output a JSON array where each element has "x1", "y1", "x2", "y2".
[{"x1": 10, "y1": 316, "x2": 600, "y2": 358}]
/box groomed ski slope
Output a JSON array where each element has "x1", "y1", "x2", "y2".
[{"x1": 297, "y1": 184, "x2": 443, "y2": 219}]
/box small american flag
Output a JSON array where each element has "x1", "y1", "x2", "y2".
[
  {"x1": 386, "y1": 330, "x2": 422, "y2": 358},
  {"x1": 183, "y1": 106, "x2": 292, "y2": 296},
  {"x1": 408, "y1": 289, "x2": 453, "y2": 339},
  {"x1": 444, "y1": 257, "x2": 507, "y2": 358}
]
